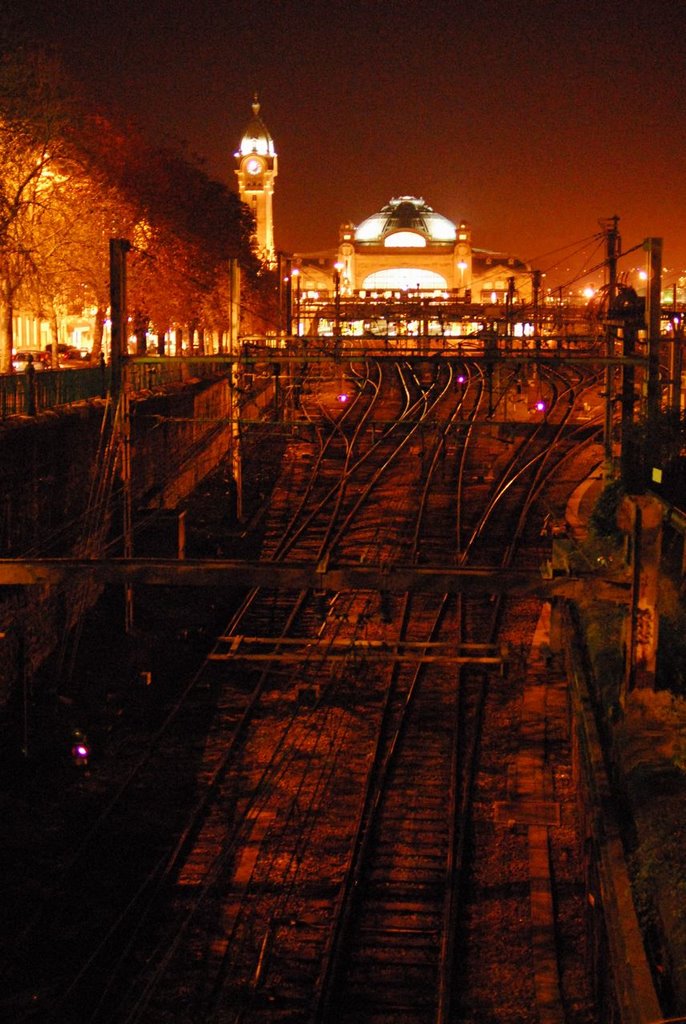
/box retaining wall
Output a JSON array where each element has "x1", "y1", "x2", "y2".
[
  {"x1": 0, "y1": 377, "x2": 236, "y2": 707},
  {"x1": 563, "y1": 602, "x2": 662, "y2": 1024}
]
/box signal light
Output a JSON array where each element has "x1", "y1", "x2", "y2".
[
  {"x1": 70, "y1": 730, "x2": 90, "y2": 768},
  {"x1": 337, "y1": 393, "x2": 349, "y2": 403}
]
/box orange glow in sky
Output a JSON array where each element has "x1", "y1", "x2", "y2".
[{"x1": 18, "y1": 0, "x2": 686, "y2": 284}]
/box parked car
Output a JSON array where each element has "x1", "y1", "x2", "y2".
[
  {"x1": 12, "y1": 349, "x2": 50, "y2": 371},
  {"x1": 44, "y1": 343, "x2": 91, "y2": 366},
  {"x1": 62, "y1": 346, "x2": 92, "y2": 365},
  {"x1": 40, "y1": 344, "x2": 93, "y2": 368}
]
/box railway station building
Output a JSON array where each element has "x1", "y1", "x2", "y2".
[
  {"x1": 235, "y1": 99, "x2": 533, "y2": 340},
  {"x1": 335, "y1": 196, "x2": 532, "y2": 304},
  {"x1": 290, "y1": 197, "x2": 534, "y2": 342}
]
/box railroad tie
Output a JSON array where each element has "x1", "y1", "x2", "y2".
[{"x1": 495, "y1": 602, "x2": 565, "y2": 1023}]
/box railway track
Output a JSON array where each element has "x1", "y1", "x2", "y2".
[{"x1": 3, "y1": 354, "x2": 607, "y2": 1023}]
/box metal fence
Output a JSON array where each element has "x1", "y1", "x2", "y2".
[{"x1": 0, "y1": 357, "x2": 234, "y2": 419}]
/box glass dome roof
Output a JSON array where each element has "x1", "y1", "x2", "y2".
[
  {"x1": 238, "y1": 96, "x2": 275, "y2": 158},
  {"x1": 355, "y1": 197, "x2": 456, "y2": 244}
]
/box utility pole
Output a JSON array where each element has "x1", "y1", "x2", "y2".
[
  {"x1": 505, "y1": 276, "x2": 515, "y2": 350},
  {"x1": 670, "y1": 284, "x2": 683, "y2": 418},
  {"x1": 292, "y1": 267, "x2": 301, "y2": 338},
  {"x1": 643, "y1": 238, "x2": 663, "y2": 490},
  {"x1": 334, "y1": 262, "x2": 343, "y2": 349},
  {"x1": 532, "y1": 269, "x2": 541, "y2": 352},
  {"x1": 228, "y1": 256, "x2": 241, "y2": 355},
  {"x1": 228, "y1": 256, "x2": 243, "y2": 519},
  {"x1": 617, "y1": 289, "x2": 644, "y2": 492},
  {"x1": 109, "y1": 238, "x2": 130, "y2": 402},
  {"x1": 623, "y1": 495, "x2": 663, "y2": 696},
  {"x1": 603, "y1": 216, "x2": 620, "y2": 476},
  {"x1": 109, "y1": 239, "x2": 134, "y2": 632},
  {"x1": 644, "y1": 237, "x2": 663, "y2": 427},
  {"x1": 284, "y1": 259, "x2": 293, "y2": 337}
]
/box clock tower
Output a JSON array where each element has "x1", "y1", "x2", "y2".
[{"x1": 235, "y1": 95, "x2": 278, "y2": 265}]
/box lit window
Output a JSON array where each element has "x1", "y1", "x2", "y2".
[
  {"x1": 384, "y1": 231, "x2": 427, "y2": 248},
  {"x1": 239, "y1": 138, "x2": 274, "y2": 157},
  {"x1": 363, "y1": 269, "x2": 448, "y2": 289}
]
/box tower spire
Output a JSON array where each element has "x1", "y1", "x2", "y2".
[{"x1": 235, "y1": 95, "x2": 278, "y2": 265}]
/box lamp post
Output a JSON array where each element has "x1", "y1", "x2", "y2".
[
  {"x1": 292, "y1": 267, "x2": 301, "y2": 338},
  {"x1": 457, "y1": 260, "x2": 467, "y2": 295},
  {"x1": 334, "y1": 261, "x2": 343, "y2": 344},
  {"x1": 284, "y1": 270, "x2": 293, "y2": 337}
]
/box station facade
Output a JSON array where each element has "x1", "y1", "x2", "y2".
[
  {"x1": 235, "y1": 99, "x2": 534, "y2": 341},
  {"x1": 336, "y1": 196, "x2": 532, "y2": 305}
]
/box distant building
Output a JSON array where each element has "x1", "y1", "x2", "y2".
[
  {"x1": 232, "y1": 100, "x2": 530, "y2": 304},
  {"x1": 335, "y1": 196, "x2": 532, "y2": 303},
  {"x1": 285, "y1": 196, "x2": 534, "y2": 340},
  {"x1": 231, "y1": 102, "x2": 534, "y2": 344}
]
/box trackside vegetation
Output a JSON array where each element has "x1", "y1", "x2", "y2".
[{"x1": 574, "y1": 482, "x2": 686, "y2": 1010}]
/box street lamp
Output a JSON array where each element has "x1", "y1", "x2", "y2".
[
  {"x1": 284, "y1": 272, "x2": 293, "y2": 336},
  {"x1": 457, "y1": 260, "x2": 467, "y2": 294},
  {"x1": 334, "y1": 261, "x2": 343, "y2": 341},
  {"x1": 292, "y1": 267, "x2": 301, "y2": 338}
]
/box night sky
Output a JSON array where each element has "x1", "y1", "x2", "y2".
[{"x1": 12, "y1": 0, "x2": 686, "y2": 288}]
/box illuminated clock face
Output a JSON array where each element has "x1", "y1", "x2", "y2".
[{"x1": 245, "y1": 158, "x2": 262, "y2": 176}]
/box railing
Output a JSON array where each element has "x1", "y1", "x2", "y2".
[
  {"x1": 0, "y1": 357, "x2": 233, "y2": 419},
  {"x1": 0, "y1": 366, "x2": 105, "y2": 418},
  {"x1": 126, "y1": 356, "x2": 233, "y2": 392}
]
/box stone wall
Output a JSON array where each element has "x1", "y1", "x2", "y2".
[
  {"x1": 0, "y1": 377, "x2": 236, "y2": 707},
  {"x1": 563, "y1": 603, "x2": 662, "y2": 1023}
]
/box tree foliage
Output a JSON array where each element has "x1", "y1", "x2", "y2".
[
  {"x1": 589, "y1": 480, "x2": 626, "y2": 542},
  {"x1": 0, "y1": 42, "x2": 260, "y2": 371}
]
